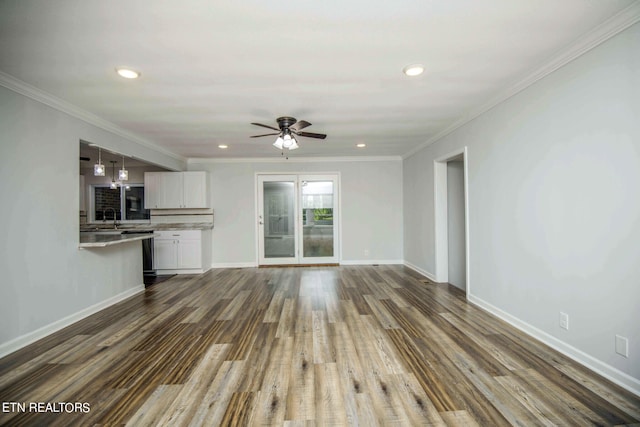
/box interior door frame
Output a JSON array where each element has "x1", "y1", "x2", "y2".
[
  {"x1": 256, "y1": 172, "x2": 340, "y2": 266},
  {"x1": 433, "y1": 146, "x2": 470, "y2": 295}
]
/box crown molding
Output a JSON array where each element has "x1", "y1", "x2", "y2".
[
  {"x1": 187, "y1": 155, "x2": 402, "y2": 164},
  {"x1": 0, "y1": 70, "x2": 185, "y2": 163},
  {"x1": 402, "y1": 2, "x2": 640, "y2": 160}
]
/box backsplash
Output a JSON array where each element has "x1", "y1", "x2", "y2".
[{"x1": 150, "y1": 208, "x2": 214, "y2": 225}]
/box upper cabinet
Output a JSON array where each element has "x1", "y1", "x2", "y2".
[{"x1": 144, "y1": 171, "x2": 210, "y2": 209}]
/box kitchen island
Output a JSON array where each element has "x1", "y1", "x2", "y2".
[{"x1": 79, "y1": 222, "x2": 213, "y2": 274}]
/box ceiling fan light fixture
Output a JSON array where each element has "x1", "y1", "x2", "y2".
[
  {"x1": 402, "y1": 64, "x2": 424, "y2": 77},
  {"x1": 116, "y1": 67, "x2": 141, "y2": 79},
  {"x1": 252, "y1": 117, "x2": 326, "y2": 153},
  {"x1": 283, "y1": 134, "x2": 294, "y2": 148}
]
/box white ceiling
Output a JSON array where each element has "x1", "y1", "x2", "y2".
[{"x1": 1, "y1": 0, "x2": 636, "y2": 160}]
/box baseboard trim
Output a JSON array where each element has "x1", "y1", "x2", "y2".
[
  {"x1": 259, "y1": 263, "x2": 340, "y2": 268},
  {"x1": 402, "y1": 261, "x2": 438, "y2": 282},
  {"x1": 467, "y1": 294, "x2": 640, "y2": 397},
  {"x1": 211, "y1": 262, "x2": 258, "y2": 269},
  {"x1": 340, "y1": 259, "x2": 404, "y2": 266},
  {"x1": 0, "y1": 285, "x2": 145, "y2": 359},
  {"x1": 156, "y1": 268, "x2": 206, "y2": 274}
]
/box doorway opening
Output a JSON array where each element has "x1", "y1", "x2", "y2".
[
  {"x1": 434, "y1": 148, "x2": 470, "y2": 294},
  {"x1": 257, "y1": 174, "x2": 340, "y2": 266}
]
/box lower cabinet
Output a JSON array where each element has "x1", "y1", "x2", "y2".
[{"x1": 153, "y1": 229, "x2": 211, "y2": 273}]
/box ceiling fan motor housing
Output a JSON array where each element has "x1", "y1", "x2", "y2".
[{"x1": 276, "y1": 116, "x2": 297, "y2": 130}]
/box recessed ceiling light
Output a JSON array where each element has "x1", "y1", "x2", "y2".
[
  {"x1": 116, "y1": 68, "x2": 141, "y2": 79},
  {"x1": 218, "y1": 144, "x2": 228, "y2": 149},
  {"x1": 402, "y1": 64, "x2": 424, "y2": 77},
  {"x1": 356, "y1": 143, "x2": 366, "y2": 148}
]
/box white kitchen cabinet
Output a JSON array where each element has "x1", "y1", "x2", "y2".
[
  {"x1": 154, "y1": 238, "x2": 178, "y2": 269},
  {"x1": 158, "y1": 173, "x2": 181, "y2": 208},
  {"x1": 153, "y1": 229, "x2": 211, "y2": 273},
  {"x1": 144, "y1": 171, "x2": 210, "y2": 209},
  {"x1": 177, "y1": 238, "x2": 201, "y2": 269},
  {"x1": 144, "y1": 172, "x2": 161, "y2": 209},
  {"x1": 183, "y1": 172, "x2": 209, "y2": 208}
]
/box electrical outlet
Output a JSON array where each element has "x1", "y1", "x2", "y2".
[
  {"x1": 364, "y1": 249, "x2": 370, "y2": 256},
  {"x1": 615, "y1": 335, "x2": 629, "y2": 358},
  {"x1": 559, "y1": 312, "x2": 569, "y2": 330}
]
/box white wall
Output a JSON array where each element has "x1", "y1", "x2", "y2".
[
  {"x1": 403, "y1": 23, "x2": 640, "y2": 392},
  {"x1": 0, "y1": 84, "x2": 184, "y2": 354},
  {"x1": 447, "y1": 161, "x2": 465, "y2": 290},
  {"x1": 81, "y1": 165, "x2": 168, "y2": 187},
  {"x1": 189, "y1": 158, "x2": 403, "y2": 266}
]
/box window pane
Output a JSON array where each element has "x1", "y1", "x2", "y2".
[
  {"x1": 302, "y1": 181, "x2": 334, "y2": 257},
  {"x1": 124, "y1": 186, "x2": 150, "y2": 220},
  {"x1": 94, "y1": 187, "x2": 121, "y2": 221},
  {"x1": 263, "y1": 181, "x2": 295, "y2": 258}
]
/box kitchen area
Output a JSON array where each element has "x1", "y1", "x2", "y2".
[{"x1": 79, "y1": 141, "x2": 213, "y2": 285}]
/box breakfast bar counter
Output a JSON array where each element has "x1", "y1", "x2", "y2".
[{"x1": 79, "y1": 232, "x2": 157, "y2": 248}]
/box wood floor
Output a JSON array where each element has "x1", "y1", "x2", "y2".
[{"x1": 1, "y1": 265, "x2": 638, "y2": 426}]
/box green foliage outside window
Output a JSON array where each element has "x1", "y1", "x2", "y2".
[{"x1": 303, "y1": 208, "x2": 333, "y2": 222}]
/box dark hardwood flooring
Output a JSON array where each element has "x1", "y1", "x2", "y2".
[{"x1": 0, "y1": 265, "x2": 638, "y2": 426}]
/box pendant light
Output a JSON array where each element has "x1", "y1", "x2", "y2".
[
  {"x1": 94, "y1": 148, "x2": 105, "y2": 176},
  {"x1": 119, "y1": 155, "x2": 128, "y2": 181},
  {"x1": 110, "y1": 161, "x2": 118, "y2": 189}
]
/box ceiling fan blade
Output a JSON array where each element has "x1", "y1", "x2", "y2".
[
  {"x1": 251, "y1": 122, "x2": 280, "y2": 131},
  {"x1": 289, "y1": 120, "x2": 311, "y2": 131},
  {"x1": 296, "y1": 131, "x2": 327, "y2": 139},
  {"x1": 250, "y1": 132, "x2": 281, "y2": 138}
]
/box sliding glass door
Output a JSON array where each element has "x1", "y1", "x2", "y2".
[{"x1": 258, "y1": 174, "x2": 339, "y2": 265}]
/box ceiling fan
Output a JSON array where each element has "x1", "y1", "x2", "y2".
[{"x1": 250, "y1": 116, "x2": 326, "y2": 151}]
